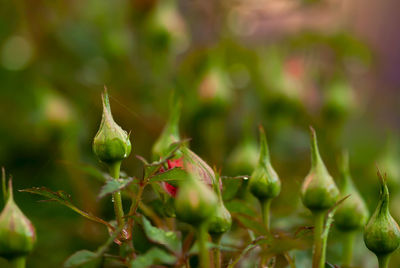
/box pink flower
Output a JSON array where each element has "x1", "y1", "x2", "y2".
[{"x1": 158, "y1": 148, "x2": 221, "y2": 197}]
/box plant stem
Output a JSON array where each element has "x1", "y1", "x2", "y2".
[
  {"x1": 378, "y1": 254, "x2": 390, "y2": 268},
  {"x1": 109, "y1": 162, "x2": 125, "y2": 230},
  {"x1": 261, "y1": 199, "x2": 272, "y2": 233},
  {"x1": 212, "y1": 234, "x2": 222, "y2": 268},
  {"x1": 197, "y1": 224, "x2": 209, "y2": 268},
  {"x1": 312, "y1": 211, "x2": 325, "y2": 268},
  {"x1": 342, "y1": 231, "x2": 355, "y2": 267},
  {"x1": 10, "y1": 256, "x2": 26, "y2": 268},
  {"x1": 127, "y1": 180, "x2": 147, "y2": 233}
]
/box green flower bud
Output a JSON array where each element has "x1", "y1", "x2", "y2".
[
  {"x1": 301, "y1": 127, "x2": 339, "y2": 212},
  {"x1": 198, "y1": 65, "x2": 232, "y2": 108},
  {"x1": 248, "y1": 126, "x2": 281, "y2": 201},
  {"x1": 175, "y1": 172, "x2": 217, "y2": 226},
  {"x1": 93, "y1": 88, "x2": 131, "y2": 164},
  {"x1": 208, "y1": 203, "x2": 231, "y2": 235},
  {"x1": 376, "y1": 137, "x2": 400, "y2": 193},
  {"x1": 208, "y1": 175, "x2": 232, "y2": 235},
  {"x1": 0, "y1": 180, "x2": 36, "y2": 260},
  {"x1": 152, "y1": 94, "x2": 181, "y2": 159},
  {"x1": 227, "y1": 134, "x2": 258, "y2": 175},
  {"x1": 334, "y1": 152, "x2": 369, "y2": 231},
  {"x1": 364, "y1": 172, "x2": 400, "y2": 258}
]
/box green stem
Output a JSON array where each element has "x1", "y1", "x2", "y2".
[
  {"x1": 197, "y1": 224, "x2": 209, "y2": 268},
  {"x1": 10, "y1": 256, "x2": 26, "y2": 268},
  {"x1": 109, "y1": 162, "x2": 125, "y2": 230},
  {"x1": 212, "y1": 234, "x2": 222, "y2": 268},
  {"x1": 378, "y1": 254, "x2": 390, "y2": 268},
  {"x1": 261, "y1": 199, "x2": 272, "y2": 233},
  {"x1": 312, "y1": 211, "x2": 325, "y2": 268},
  {"x1": 342, "y1": 231, "x2": 355, "y2": 267}
]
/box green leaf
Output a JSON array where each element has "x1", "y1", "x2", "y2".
[
  {"x1": 225, "y1": 200, "x2": 257, "y2": 217},
  {"x1": 149, "y1": 167, "x2": 188, "y2": 184},
  {"x1": 162, "y1": 139, "x2": 189, "y2": 159},
  {"x1": 221, "y1": 177, "x2": 243, "y2": 201},
  {"x1": 64, "y1": 250, "x2": 100, "y2": 268},
  {"x1": 130, "y1": 248, "x2": 176, "y2": 268},
  {"x1": 142, "y1": 139, "x2": 189, "y2": 179},
  {"x1": 234, "y1": 214, "x2": 267, "y2": 235},
  {"x1": 227, "y1": 237, "x2": 269, "y2": 268},
  {"x1": 141, "y1": 216, "x2": 181, "y2": 253},
  {"x1": 20, "y1": 187, "x2": 112, "y2": 229},
  {"x1": 64, "y1": 226, "x2": 122, "y2": 267},
  {"x1": 98, "y1": 177, "x2": 133, "y2": 199}
]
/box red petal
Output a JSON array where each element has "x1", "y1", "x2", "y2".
[
  {"x1": 167, "y1": 158, "x2": 184, "y2": 169},
  {"x1": 162, "y1": 182, "x2": 177, "y2": 197}
]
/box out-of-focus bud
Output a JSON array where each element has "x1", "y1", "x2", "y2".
[
  {"x1": 376, "y1": 137, "x2": 400, "y2": 193},
  {"x1": 152, "y1": 94, "x2": 181, "y2": 159},
  {"x1": 175, "y1": 172, "x2": 217, "y2": 226},
  {"x1": 208, "y1": 174, "x2": 232, "y2": 235},
  {"x1": 227, "y1": 135, "x2": 258, "y2": 175},
  {"x1": 334, "y1": 152, "x2": 369, "y2": 231},
  {"x1": 198, "y1": 65, "x2": 232, "y2": 109},
  {"x1": 323, "y1": 79, "x2": 356, "y2": 122},
  {"x1": 0, "y1": 180, "x2": 36, "y2": 260},
  {"x1": 301, "y1": 127, "x2": 339, "y2": 213},
  {"x1": 93, "y1": 88, "x2": 131, "y2": 164}
]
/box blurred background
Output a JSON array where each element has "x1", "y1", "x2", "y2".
[{"x1": 1, "y1": 0, "x2": 400, "y2": 267}]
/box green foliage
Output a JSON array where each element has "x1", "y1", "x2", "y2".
[
  {"x1": 141, "y1": 217, "x2": 181, "y2": 253},
  {"x1": 0, "y1": 0, "x2": 394, "y2": 265},
  {"x1": 148, "y1": 167, "x2": 187, "y2": 184},
  {"x1": 130, "y1": 248, "x2": 176, "y2": 268},
  {"x1": 98, "y1": 177, "x2": 133, "y2": 199},
  {"x1": 20, "y1": 187, "x2": 113, "y2": 229},
  {"x1": 63, "y1": 250, "x2": 100, "y2": 268}
]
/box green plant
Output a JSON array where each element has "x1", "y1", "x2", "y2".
[
  {"x1": 334, "y1": 151, "x2": 369, "y2": 267},
  {"x1": 248, "y1": 126, "x2": 281, "y2": 232},
  {"x1": 0, "y1": 169, "x2": 36, "y2": 268},
  {"x1": 14, "y1": 91, "x2": 400, "y2": 268},
  {"x1": 364, "y1": 170, "x2": 400, "y2": 268},
  {"x1": 300, "y1": 127, "x2": 339, "y2": 268},
  {"x1": 208, "y1": 173, "x2": 232, "y2": 268}
]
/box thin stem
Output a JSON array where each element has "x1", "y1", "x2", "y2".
[
  {"x1": 109, "y1": 162, "x2": 125, "y2": 230},
  {"x1": 284, "y1": 252, "x2": 296, "y2": 268},
  {"x1": 342, "y1": 231, "x2": 355, "y2": 267},
  {"x1": 127, "y1": 181, "x2": 146, "y2": 231},
  {"x1": 378, "y1": 254, "x2": 390, "y2": 268},
  {"x1": 212, "y1": 234, "x2": 222, "y2": 268},
  {"x1": 10, "y1": 256, "x2": 26, "y2": 268},
  {"x1": 197, "y1": 224, "x2": 209, "y2": 268},
  {"x1": 261, "y1": 199, "x2": 272, "y2": 233},
  {"x1": 312, "y1": 211, "x2": 325, "y2": 268}
]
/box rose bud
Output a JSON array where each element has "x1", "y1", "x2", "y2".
[{"x1": 93, "y1": 88, "x2": 131, "y2": 165}]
